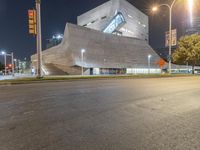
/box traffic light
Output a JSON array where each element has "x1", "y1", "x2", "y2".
[
  {"x1": 28, "y1": 9, "x2": 37, "y2": 35},
  {"x1": 8, "y1": 64, "x2": 12, "y2": 68}
]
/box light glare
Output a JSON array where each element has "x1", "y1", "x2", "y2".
[
  {"x1": 188, "y1": 0, "x2": 193, "y2": 26},
  {"x1": 152, "y1": 7, "x2": 158, "y2": 12}
]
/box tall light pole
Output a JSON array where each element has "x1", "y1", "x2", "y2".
[
  {"x1": 36, "y1": 0, "x2": 42, "y2": 78},
  {"x1": 1, "y1": 51, "x2": 15, "y2": 76},
  {"x1": 148, "y1": 55, "x2": 152, "y2": 74},
  {"x1": 152, "y1": 0, "x2": 177, "y2": 74},
  {"x1": 1, "y1": 51, "x2": 6, "y2": 76},
  {"x1": 81, "y1": 49, "x2": 85, "y2": 76}
]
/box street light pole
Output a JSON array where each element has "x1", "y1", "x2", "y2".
[
  {"x1": 81, "y1": 49, "x2": 85, "y2": 76},
  {"x1": 152, "y1": 0, "x2": 177, "y2": 74},
  {"x1": 1, "y1": 51, "x2": 15, "y2": 76},
  {"x1": 148, "y1": 55, "x2": 152, "y2": 74},
  {"x1": 169, "y1": 0, "x2": 177, "y2": 74},
  {"x1": 36, "y1": 0, "x2": 42, "y2": 78},
  {"x1": 169, "y1": 6, "x2": 172, "y2": 74}
]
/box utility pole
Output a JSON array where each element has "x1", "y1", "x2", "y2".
[{"x1": 36, "y1": 0, "x2": 42, "y2": 78}]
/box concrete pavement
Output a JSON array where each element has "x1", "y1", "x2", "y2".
[{"x1": 0, "y1": 77, "x2": 200, "y2": 150}]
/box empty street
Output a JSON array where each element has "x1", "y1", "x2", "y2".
[{"x1": 0, "y1": 76, "x2": 200, "y2": 150}]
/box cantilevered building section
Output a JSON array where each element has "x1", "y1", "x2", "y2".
[
  {"x1": 31, "y1": 0, "x2": 165, "y2": 75},
  {"x1": 78, "y1": 0, "x2": 149, "y2": 41}
]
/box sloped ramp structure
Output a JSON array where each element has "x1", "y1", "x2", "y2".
[
  {"x1": 31, "y1": 23, "x2": 163, "y2": 75},
  {"x1": 42, "y1": 63, "x2": 67, "y2": 75}
]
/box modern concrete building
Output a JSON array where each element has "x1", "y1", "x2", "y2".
[
  {"x1": 31, "y1": 0, "x2": 167, "y2": 75},
  {"x1": 78, "y1": 0, "x2": 149, "y2": 41}
]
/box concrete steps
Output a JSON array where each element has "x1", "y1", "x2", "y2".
[{"x1": 43, "y1": 63, "x2": 67, "y2": 75}]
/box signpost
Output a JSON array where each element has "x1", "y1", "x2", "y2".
[{"x1": 28, "y1": 0, "x2": 42, "y2": 78}]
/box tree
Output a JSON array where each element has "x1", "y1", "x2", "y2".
[{"x1": 172, "y1": 34, "x2": 200, "y2": 74}]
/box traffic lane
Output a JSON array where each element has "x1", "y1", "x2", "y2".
[{"x1": 0, "y1": 77, "x2": 200, "y2": 150}]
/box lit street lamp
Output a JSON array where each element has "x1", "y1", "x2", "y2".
[
  {"x1": 0, "y1": 51, "x2": 15, "y2": 76},
  {"x1": 53, "y1": 34, "x2": 63, "y2": 40},
  {"x1": 148, "y1": 54, "x2": 152, "y2": 74},
  {"x1": 81, "y1": 49, "x2": 86, "y2": 75},
  {"x1": 152, "y1": 0, "x2": 193, "y2": 74},
  {"x1": 152, "y1": 0, "x2": 177, "y2": 74},
  {"x1": 1, "y1": 51, "x2": 6, "y2": 75}
]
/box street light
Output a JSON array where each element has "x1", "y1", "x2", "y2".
[
  {"x1": 81, "y1": 49, "x2": 86, "y2": 75},
  {"x1": 152, "y1": 0, "x2": 177, "y2": 74},
  {"x1": 1, "y1": 51, "x2": 6, "y2": 75},
  {"x1": 148, "y1": 55, "x2": 152, "y2": 74},
  {"x1": 52, "y1": 34, "x2": 63, "y2": 40},
  {"x1": 1, "y1": 51, "x2": 5, "y2": 55},
  {"x1": 152, "y1": 7, "x2": 158, "y2": 12},
  {"x1": 0, "y1": 51, "x2": 15, "y2": 76}
]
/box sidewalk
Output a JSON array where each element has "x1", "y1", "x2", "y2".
[{"x1": 0, "y1": 74, "x2": 33, "y2": 81}]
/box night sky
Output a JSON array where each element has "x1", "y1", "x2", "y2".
[{"x1": 0, "y1": 0, "x2": 198, "y2": 60}]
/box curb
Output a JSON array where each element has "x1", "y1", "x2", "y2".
[{"x1": 0, "y1": 75, "x2": 196, "y2": 86}]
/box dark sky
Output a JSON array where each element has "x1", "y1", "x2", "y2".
[{"x1": 0, "y1": 0, "x2": 196, "y2": 60}]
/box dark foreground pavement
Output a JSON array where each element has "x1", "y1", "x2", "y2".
[{"x1": 0, "y1": 77, "x2": 200, "y2": 150}]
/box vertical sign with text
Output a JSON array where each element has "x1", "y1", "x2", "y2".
[
  {"x1": 28, "y1": 9, "x2": 37, "y2": 35},
  {"x1": 165, "y1": 29, "x2": 177, "y2": 47}
]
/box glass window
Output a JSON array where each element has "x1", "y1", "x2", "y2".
[{"x1": 103, "y1": 12, "x2": 126, "y2": 34}]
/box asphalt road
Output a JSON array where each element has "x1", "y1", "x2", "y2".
[{"x1": 0, "y1": 77, "x2": 200, "y2": 150}]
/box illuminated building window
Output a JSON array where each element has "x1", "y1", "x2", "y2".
[{"x1": 103, "y1": 12, "x2": 126, "y2": 33}]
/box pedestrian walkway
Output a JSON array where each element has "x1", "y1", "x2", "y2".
[{"x1": 0, "y1": 74, "x2": 34, "y2": 80}]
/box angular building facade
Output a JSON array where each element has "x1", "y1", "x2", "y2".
[
  {"x1": 78, "y1": 0, "x2": 149, "y2": 41},
  {"x1": 31, "y1": 0, "x2": 165, "y2": 75}
]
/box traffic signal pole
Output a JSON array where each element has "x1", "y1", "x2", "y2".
[{"x1": 36, "y1": 0, "x2": 42, "y2": 78}]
